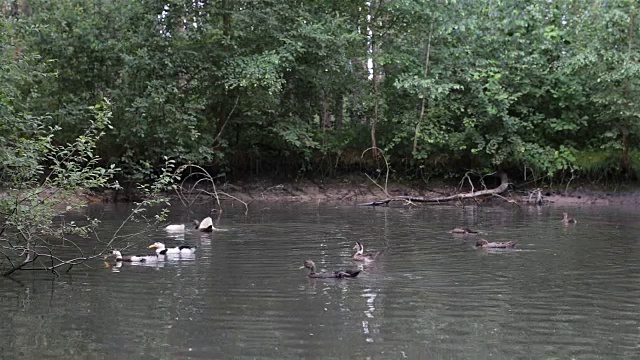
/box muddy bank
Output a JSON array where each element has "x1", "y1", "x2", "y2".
[
  {"x1": 164, "y1": 180, "x2": 640, "y2": 206},
  {"x1": 219, "y1": 181, "x2": 640, "y2": 206},
  {"x1": 91, "y1": 179, "x2": 640, "y2": 207},
  {"x1": 537, "y1": 188, "x2": 640, "y2": 205}
]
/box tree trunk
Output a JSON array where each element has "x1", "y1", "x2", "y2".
[
  {"x1": 214, "y1": 0, "x2": 233, "y2": 164},
  {"x1": 322, "y1": 93, "x2": 331, "y2": 129},
  {"x1": 413, "y1": 23, "x2": 434, "y2": 157},
  {"x1": 622, "y1": 3, "x2": 635, "y2": 173},
  {"x1": 369, "y1": 1, "x2": 380, "y2": 158},
  {"x1": 334, "y1": 91, "x2": 344, "y2": 129}
]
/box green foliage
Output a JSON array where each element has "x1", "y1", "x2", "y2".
[
  {"x1": 272, "y1": 118, "x2": 319, "y2": 155},
  {"x1": 0, "y1": 99, "x2": 175, "y2": 276},
  {"x1": 518, "y1": 144, "x2": 577, "y2": 178},
  {"x1": 3, "y1": 0, "x2": 640, "y2": 184},
  {"x1": 0, "y1": 98, "x2": 115, "y2": 274},
  {"x1": 574, "y1": 149, "x2": 640, "y2": 182}
]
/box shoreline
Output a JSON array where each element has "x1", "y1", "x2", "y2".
[{"x1": 90, "y1": 179, "x2": 640, "y2": 206}]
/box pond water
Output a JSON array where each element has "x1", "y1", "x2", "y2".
[{"x1": 1, "y1": 202, "x2": 640, "y2": 359}]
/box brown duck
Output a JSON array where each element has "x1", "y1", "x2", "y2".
[
  {"x1": 451, "y1": 227, "x2": 479, "y2": 235},
  {"x1": 352, "y1": 242, "x2": 383, "y2": 262},
  {"x1": 300, "y1": 260, "x2": 360, "y2": 279},
  {"x1": 475, "y1": 239, "x2": 516, "y2": 249},
  {"x1": 562, "y1": 212, "x2": 577, "y2": 224}
]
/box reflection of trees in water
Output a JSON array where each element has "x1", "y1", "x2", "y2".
[{"x1": 2, "y1": 281, "x2": 102, "y2": 358}]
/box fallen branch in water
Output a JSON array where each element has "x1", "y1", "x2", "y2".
[
  {"x1": 358, "y1": 172, "x2": 510, "y2": 206},
  {"x1": 356, "y1": 199, "x2": 392, "y2": 207}
]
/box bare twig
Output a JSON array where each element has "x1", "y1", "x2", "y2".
[
  {"x1": 212, "y1": 96, "x2": 240, "y2": 147},
  {"x1": 362, "y1": 147, "x2": 390, "y2": 197},
  {"x1": 459, "y1": 171, "x2": 476, "y2": 193},
  {"x1": 564, "y1": 170, "x2": 575, "y2": 196},
  {"x1": 492, "y1": 193, "x2": 521, "y2": 206},
  {"x1": 173, "y1": 164, "x2": 248, "y2": 214}
]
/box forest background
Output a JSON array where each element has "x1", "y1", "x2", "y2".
[{"x1": 2, "y1": 0, "x2": 640, "y2": 190}]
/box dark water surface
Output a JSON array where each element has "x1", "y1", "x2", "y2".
[{"x1": 2, "y1": 203, "x2": 640, "y2": 359}]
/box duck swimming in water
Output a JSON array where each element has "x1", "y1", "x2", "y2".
[
  {"x1": 352, "y1": 242, "x2": 383, "y2": 262},
  {"x1": 148, "y1": 242, "x2": 197, "y2": 255},
  {"x1": 164, "y1": 216, "x2": 215, "y2": 232},
  {"x1": 451, "y1": 227, "x2": 479, "y2": 235},
  {"x1": 195, "y1": 216, "x2": 214, "y2": 232},
  {"x1": 164, "y1": 224, "x2": 186, "y2": 232},
  {"x1": 561, "y1": 212, "x2": 577, "y2": 224},
  {"x1": 108, "y1": 250, "x2": 159, "y2": 263},
  {"x1": 475, "y1": 239, "x2": 516, "y2": 249},
  {"x1": 300, "y1": 260, "x2": 361, "y2": 279}
]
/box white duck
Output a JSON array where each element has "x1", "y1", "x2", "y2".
[
  {"x1": 196, "y1": 216, "x2": 214, "y2": 232},
  {"x1": 109, "y1": 250, "x2": 159, "y2": 263},
  {"x1": 148, "y1": 241, "x2": 197, "y2": 255},
  {"x1": 164, "y1": 216, "x2": 215, "y2": 232},
  {"x1": 164, "y1": 223, "x2": 187, "y2": 232}
]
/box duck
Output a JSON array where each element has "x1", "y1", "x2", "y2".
[
  {"x1": 475, "y1": 239, "x2": 516, "y2": 249},
  {"x1": 300, "y1": 260, "x2": 361, "y2": 279},
  {"x1": 562, "y1": 212, "x2": 577, "y2": 224},
  {"x1": 148, "y1": 241, "x2": 197, "y2": 255},
  {"x1": 108, "y1": 250, "x2": 159, "y2": 263},
  {"x1": 451, "y1": 227, "x2": 479, "y2": 234},
  {"x1": 164, "y1": 216, "x2": 215, "y2": 232},
  {"x1": 195, "y1": 216, "x2": 214, "y2": 232},
  {"x1": 352, "y1": 242, "x2": 383, "y2": 262},
  {"x1": 164, "y1": 224, "x2": 186, "y2": 232}
]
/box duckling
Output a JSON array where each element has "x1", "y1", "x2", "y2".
[
  {"x1": 562, "y1": 212, "x2": 577, "y2": 224},
  {"x1": 352, "y1": 242, "x2": 383, "y2": 262},
  {"x1": 475, "y1": 239, "x2": 516, "y2": 249},
  {"x1": 451, "y1": 227, "x2": 479, "y2": 235},
  {"x1": 148, "y1": 242, "x2": 197, "y2": 255},
  {"x1": 300, "y1": 260, "x2": 360, "y2": 279},
  {"x1": 109, "y1": 250, "x2": 159, "y2": 263}
]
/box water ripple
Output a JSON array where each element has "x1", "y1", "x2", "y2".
[{"x1": 2, "y1": 203, "x2": 640, "y2": 359}]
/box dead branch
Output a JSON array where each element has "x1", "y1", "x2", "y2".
[
  {"x1": 356, "y1": 199, "x2": 391, "y2": 207},
  {"x1": 361, "y1": 147, "x2": 390, "y2": 198},
  {"x1": 174, "y1": 164, "x2": 249, "y2": 215},
  {"x1": 358, "y1": 172, "x2": 511, "y2": 206},
  {"x1": 397, "y1": 172, "x2": 509, "y2": 203}
]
